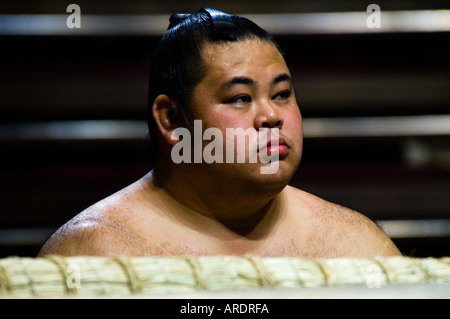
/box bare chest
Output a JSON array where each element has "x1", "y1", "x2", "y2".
[{"x1": 133, "y1": 219, "x2": 337, "y2": 258}]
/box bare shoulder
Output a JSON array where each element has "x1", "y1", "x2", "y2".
[
  {"x1": 285, "y1": 186, "x2": 402, "y2": 257},
  {"x1": 38, "y1": 179, "x2": 153, "y2": 257}
]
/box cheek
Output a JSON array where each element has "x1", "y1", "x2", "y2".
[
  {"x1": 202, "y1": 111, "x2": 249, "y2": 132},
  {"x1": 202, "y1": 112, "x2": 256, "y2": 159},
  {"x1": 285, "y1": 108, "x2": 303, "y2": 137}
]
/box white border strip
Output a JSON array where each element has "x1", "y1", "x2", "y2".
[
  {"x1": 378, "y1": 219, "x2": 450, "y2": 239},
  {"x1": 0, "y1": 10, "x2": 449, "y2": 36},
  {"x1": 1, "y1": 115, "x2": 449, "y2": 141},
  {"x1": 303, "y1": 115, "x2": 450, "y2": 138}
]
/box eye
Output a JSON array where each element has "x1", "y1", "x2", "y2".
[
  {"x1": 273, "y1": 90, "x2": 291, "y2": 101},
  {"x1": 228, "y1": 95, "x2": 252, "y2": 106}
]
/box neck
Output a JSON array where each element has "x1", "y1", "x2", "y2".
[{"x1": 151, "y1": 163, "x2": 286, "y2": 236}]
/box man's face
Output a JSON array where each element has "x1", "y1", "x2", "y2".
[{"x1": 187, "y1": 38, "x2": 303, "y2": 190}]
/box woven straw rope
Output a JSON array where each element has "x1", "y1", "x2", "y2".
[
  {"x1": 46, "y1": 255, "x2": 77, "y2": 294},
  {"x1": 0, "y1": 255, "x2": 448, "y2": 297}
]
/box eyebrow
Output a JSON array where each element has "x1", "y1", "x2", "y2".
[
  {"x1": 272, "y1": 73, "x2": 292, "y2": 86},
  {"x1": 221, "y1": 77, "x2": 255, "y2": 89},
  {"x1": 220, "y1": 73, "x2": 292, "y2": 90}
]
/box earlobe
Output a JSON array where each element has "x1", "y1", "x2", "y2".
[{"x1": 152, "y1": 94, "x2": 180, "y2": 146}]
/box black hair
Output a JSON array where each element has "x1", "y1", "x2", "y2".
[{"x1": 147, "y1": 8, "x2": 283, "y2": 167}]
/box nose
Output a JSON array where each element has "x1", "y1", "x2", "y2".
[{"x1": 254, "y1": 102, "x2": 283, "y2": 130}]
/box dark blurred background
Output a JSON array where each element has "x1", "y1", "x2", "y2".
[{"x1": 0, "y1": 1, "x2": 449, "y2": 258}]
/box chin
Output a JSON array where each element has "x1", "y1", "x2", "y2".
[
  {"x1": 236, "y1": 160, "x2": 298, "y2": 194},
  {"x1": 201, "y1": 153, "x2": 301, "y2": 193},
  {"x1": 260, "y1": 163, "x2": 295, "y2": 185}
]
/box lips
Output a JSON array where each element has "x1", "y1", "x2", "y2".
[{"x1": 260, "y1": 136, "x2": 289, "y2": 156}]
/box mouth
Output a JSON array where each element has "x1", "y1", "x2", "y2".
[{"x1": 259, "y1": 136, "x2": 289, "y2": 156}]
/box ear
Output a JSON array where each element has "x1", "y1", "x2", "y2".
[{"x1": 152, "y1": 94, "x2": 181, "y2": 146}]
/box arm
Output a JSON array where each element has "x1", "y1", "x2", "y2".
[
  {"x1": 360, "y1": 216, "x2": 403, "y2": 257},
  {"x1": 37, "y1": 218, "x2": 148, "y2": 257},
  {"x1": 342, "y1": 210, "x2": 402, "y2": 257},
  {"x1": 38, "y1": 223, "x2": 117, "y2": 257}
]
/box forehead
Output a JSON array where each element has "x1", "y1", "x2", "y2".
[{"x1": 200, "y1": 39, "x2": 289, "y2": 83}]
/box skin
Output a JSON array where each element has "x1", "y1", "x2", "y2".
[{"x1": 38, "y1": 39, "x2": 402, "y2": 258}]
